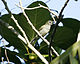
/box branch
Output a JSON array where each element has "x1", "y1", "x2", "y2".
[
  {"x1": 2, "y1": 0, "x2": 11, "y2": 14},
  {"x1": 1, "y1": 39, "x2": 10, "y2": 63},
  {"x1": 59, "y1": 0, "x2": 69, "y2": 18},
  {"x1": 45, "y1": 0, "x2": 51, "y2": 3},
  {"x1": 49, "y1": 0, "x2": 70, "y2": 62},
  {"x1": 19, "y1": 0, "x2": 59, "y2": 56},
  {"x1": 11, "y1": 15, "x2": 30, "y2": 44},
  {"x1": 1, "y1": 57, "x2": 4, "y2": 64},
  {"x1": 16, "y1": 3, "x2": 58, "y2": 18}
]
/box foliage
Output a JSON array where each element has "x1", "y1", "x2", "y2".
[
  {"x1": 51, "y1": 41, "x2": 80, "y2": 64},
  {"x1": 0, "y1": 0, "x2": 80, "y2": 64}
]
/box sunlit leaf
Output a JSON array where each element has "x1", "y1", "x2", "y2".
[
  {"x1": 50, "y1": 41, "x2": 80, "y2": 64},
  {"x1": 69, "y1": 54, "x2": 78, "y2": 64}
]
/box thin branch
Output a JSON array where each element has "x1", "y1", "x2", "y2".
[
  {"x1": 5, "y1": 48, "x2": 10, "y2": 63},
  {"x1": 38, "y1": 4, "x2": 58, "y2": 18},
  {"x1": 49, "y1": 0, "x2": 70, "y2": 62},
  {"x1": 19, "y1": 0, "x2": 59, "y2": 56},
  {"x1": 45, "y1": 0, "x2": 51, "y2": 3},
  {"x1": 1, "y1": 57, "x2": 4, "y2": 64},
  {"x1": 11, "y1": 15, "x2": 29, "y2": 44},
  {"x1": 2, "y1": 40, "x2": 10, "y2": 64},
  {"x1": 59, "y1": 0, "x2": 69, "y2": 18},
  {"x1": 2, "y1": 0, "x2": 11, "y2": 14},
  {"x1": 16, "y1": 3, "x2": 57, "y2": 24},
  {"x1": 16, "y1": 3, "x2": 58, "y2": 18}
]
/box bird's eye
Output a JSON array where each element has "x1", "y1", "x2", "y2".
[{"x1": 49, "y1": 21, "x2": 51, "y2": 24}]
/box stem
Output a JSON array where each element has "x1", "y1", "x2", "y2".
[
  {"x1": 2, "y1": 0, "x2": 11, "y2": 15},
  {"x1": 49, "y1": 0, "x2": 70, "y2": 62}
]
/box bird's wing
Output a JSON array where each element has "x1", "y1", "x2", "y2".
[{"x1": 39, "y1": 25, "x2": 45, "y2": 31}]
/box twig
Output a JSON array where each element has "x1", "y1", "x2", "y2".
[
  {"x1": 5, "y1": 49, "x2": 10, "y2": 63},
  {"x1": 2, "y1": 0, "x2": 11, "y2": 14},
  {"x1": 1, "y1": 57, "x2": 4, "y2": 64},
  {"x1": 38, "y1": 4, "x2": 58, "y2": 18},
  {"x1": 16, "y1": 3, "x2": 58, "y2": 18},
  {"x1": 19, "y1": 0, "x2": 59, "y2": 56},
  {"x1": 49, "y1": 0, "x2": 70, "y2": 62},
  {"x1": 59, "y1": 0, "x2": 69, "y2": 18},
  {"x1": 11, "y1": 15, "x2": 29, "y2": 44},
  {"x1": 2, "y1": 40, "x2": 10, "y2": 64},
  {"x1": 45, "y1": 0, "x2": 51, "y2": 3}
]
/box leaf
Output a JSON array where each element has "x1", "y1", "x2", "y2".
[
  {"x1": 69, "y1": 54, "x2": 78, "y2": 64},
  {"x1": 78, "y1": 46, "x2": 80, "y2": 60},
  {"x1": 61, "y1": 18, "x2": 80, "y2": 34},
  {"x1": 50, "y1": 41, "x2": 80, "y2": 64},
  {"x1": 53, "y1": 26, "x2": 76, "y2": 49},
  {"x1": 56, "y1": 18, "x2": 80, "y2": 49},
  {"x1": 52, "y1": 18, "x2": 80, "y2": 49}
]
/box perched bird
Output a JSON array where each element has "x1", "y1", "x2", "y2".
[
  {"x1": 30, "y1": 20, "x2": 53, "y2": 43},
  {"x1": 39, "y1": 20, "x2": 53, "y2": 36}
]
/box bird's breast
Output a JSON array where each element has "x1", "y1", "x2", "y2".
[{"x1": 39, "y1": 25, "x2": 51, "y2": 36}]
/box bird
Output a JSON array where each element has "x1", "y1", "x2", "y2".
[{"x1": 30, "y1": 20, "x2": 53, "y2": 44}]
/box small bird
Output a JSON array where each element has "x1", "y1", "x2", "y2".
[{"x1": 30, "y1": 20, "x2": 53, "y2": 43}]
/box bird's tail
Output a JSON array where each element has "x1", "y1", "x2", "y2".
[{"x1": 30, "y1": 35, "x2": 38, "y2": 44}]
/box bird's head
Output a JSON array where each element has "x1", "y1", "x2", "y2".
[{"x1": 47, "y1": 20, "x2": 53, "y2": 25}]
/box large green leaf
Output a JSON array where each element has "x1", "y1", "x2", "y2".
[
  {"x1": 56, "y1": 18, "x2": 80, "y2": 49},
  {"x1": 50, "y1": 41, "x2": 80, "y2": 64},
  {"x1": 53, "y1": 18, "x2": 80, "y2": 49},
  {"x1": 61, "y1": 18, "x2": 80, "y2": 34},
  {"x1": 53, "y1": 26, "x2": 76, "y2": 49}
]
